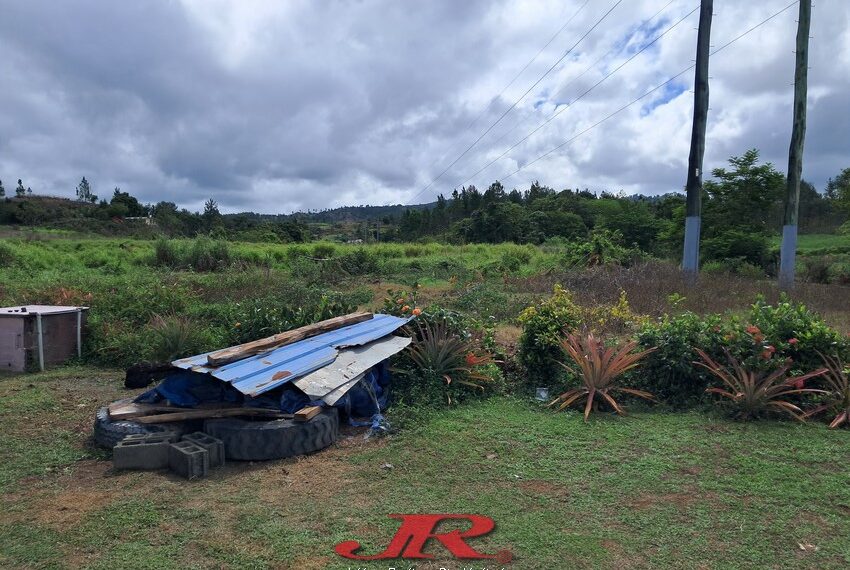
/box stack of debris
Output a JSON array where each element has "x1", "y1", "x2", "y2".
[{"x1": 96, "y1": 312, "x2": 412, "y2": 473}]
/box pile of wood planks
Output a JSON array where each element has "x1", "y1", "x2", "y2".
[{"x1": 108, "y1": 401, "x2": 291, "y2": 423}]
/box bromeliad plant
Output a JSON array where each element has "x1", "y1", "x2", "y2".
[
  {"x1": 399, "y1": 319, "x2": 495, "y2": 404},
  {"x1": 695, "y1": 349, "x2": 827, "y2": 421},
  {"x1": 550, "y1": 333, "x2": 656, "y2": 421},
  {"x1": 804, "y1": 352, "x2": 850, "y2": 428}
]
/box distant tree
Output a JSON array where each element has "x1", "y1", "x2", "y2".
[
  {"x1": 826, "y1": 167, "x2": 850, "y2": 211},
  {"x1": 202, "y1": 198, "x2": 222, "y2": 230},
  {"x1": 110, "y1": 187, "x2": 147, "y2": 217},
  {"x1": 16, "y1": 179, "x2": 25, "y2": 197},
  {"x1": 0, "y1": 180, "x2": 5, "y2": 197},
  {"x1": 75, "y1": 177, "x2": 97, "y2": 203},
  {"x1": 26, "y1": 187, "x2": 32, "y2": 196},
  {"x1": 703, "y1": 149, "x2": 785, "y2": 235}
]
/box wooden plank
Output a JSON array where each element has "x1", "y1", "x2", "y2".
[
  {"x1": 134, "y1": 408, "x2": 290, "y2": 424},
  {"x1": 206, "y1": 312, "x2": 373, "y2": 367},
  {"x1": 108, "y1": 402, "x2": 181, "y2": 420},
  {"x1": 294, "y1": 406, "x2": 322, "y2": 422}
]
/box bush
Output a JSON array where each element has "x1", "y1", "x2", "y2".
[
  {"x1": 222, "y1": 293, "x2": 358, "y2": 344},
  {"x1": 153, "y1": 238, "x2": 179, "y2": 268},
  {"x1": 635, "y1": 296, "x2": 847, "y2": 408},
  {"x1": 151, "y1": 238, "x2": 233, "y2": 271},
  {"x1": 188, "y1": 238, "x2": 231, "y2": 271},
  {"x1": 148, "y1": 314, "x2": 210, "y2": 362},
  {"x1": 518, "y1": 285, "x2": 582, "y2": 387},
  {"x1": 561, "y1": 229, "x2": 642, "y2": 268},
  {"x1": 312, "y1": 243, "x2": 336, "y2": 259},
  {"x1": 702, "y1": 258, "x2": 765, "y2": 279},
  {"x1": 498, "y1": 246, "x2": 533, "y2": 273},
  {"x1": 0, "y1": 242, "x2": 16, "y2": 267},
  {"x1": 702, "y1": 230, "x2": 769, "y2": 268},
  {"x1": 335, "y1": 248, "x2": 379, "y2": 275}
]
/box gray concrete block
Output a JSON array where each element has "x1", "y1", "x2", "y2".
[
  {"x1": 123, "y1": 431, "x2": 180, "y2": 444},
  {"x1": 168, "y1": 440, "x2": 209, "y2": 479},
  {"x1": 113, "y1": 433, "x2": 174, "y2": 470},
  {"x1": 181, "y1": 432, "x2": 225, "y2": 468}
]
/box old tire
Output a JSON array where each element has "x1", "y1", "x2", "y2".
[
  {"x1": 203, "y1": 409, "x2": 339, "y2": 461},
  {"x1": 93, "y1": 405, "x2": 171, "y2": 449}
]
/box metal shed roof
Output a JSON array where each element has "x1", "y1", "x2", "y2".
[
  {"x1": 0, "y1": 305, "x2": 89, "y2": 317},
  {"x1": 172, "y1": 313, "x2": 410, "y2": 397}
]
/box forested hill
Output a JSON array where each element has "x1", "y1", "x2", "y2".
[{"x1": 231, "y1": 201, "x2": 437, "y2": 223}]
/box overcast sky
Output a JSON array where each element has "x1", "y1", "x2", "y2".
[{"x1": 1, "y1": 0, "x2": 847, "y2": 214}]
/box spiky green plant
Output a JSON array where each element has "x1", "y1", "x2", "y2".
[
  {"x1": 149, "y1": 314, "x2": 195, "y2": 362},
  {"x1": 695, "y1": 348, "x2": 827, "y2": 421},
  {"x1": 550, "y1": 333, "x2": 656, "y2": 421},
  {"x1": 805, "y1": 352, "x2": 850, "y2": 428},
  {"x1": 401, "y1": 319, "x2": 495, "y2": 403}
]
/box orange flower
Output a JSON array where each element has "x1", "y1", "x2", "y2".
[
  {"x1": 465, "y1": 352, "x2": 478, "y2": 365},
  {"x1": 788, "y1": 338, "x2": 799, "y2": 345},
  {"x1": 746, "y1": 325, "x2": 761, "y2": 335},
  {"x1": 412, "y1": 307, "x2": 422, "y2": 316},
  {"x1": 760, "y1": 345, "x2": 775, "y2": 359},
  {"x1": 753, "y1": 334, "x2": 765, "y2": 344},
  {"x1": 397, "y1": 298, "x2": 404, "y2": 304},
  {"x1": 401, "y1": 305, "x2": 410, "y2": 313}
]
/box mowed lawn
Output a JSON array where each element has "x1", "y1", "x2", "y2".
[{"x1": 1, "y1": 368, "x2": 849, "y2": 569}]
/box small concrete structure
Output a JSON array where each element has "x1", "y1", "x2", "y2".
[
  {"x1": 182, "y1": 432, "x2": 225, "y2": 468},
  {"x1": 113, "y1": 433, "x2": 177, "y2": 470},
  {"x1": 0, "y1": 305, "x2": 89, "y2": 372},
  {"x1": 168, "y1": 440, "x2": 209, "y2": 479}
]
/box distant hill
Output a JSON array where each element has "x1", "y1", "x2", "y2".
[{"x1": 227, "y1": 201, "x2": 437, "y2": 223}]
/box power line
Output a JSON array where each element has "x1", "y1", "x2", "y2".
[
  {"x1": 456, "y1": 3, "x2": 699, "y2": 189},
  {"x1": 421, "y1": 0, "x2": 590, "y2": 175},
  {"x1": 496, "y1": 0, "x2": 800, "y2": 184},
  {"x1": 481, "y1": 0, "x2": 680, "y2": 160},
  {"x1": 407, "y1": 0, "x2": 624, "y2": 205}
]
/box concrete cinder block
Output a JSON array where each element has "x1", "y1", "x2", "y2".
[
  {"x1": 122, "y1": 431, "x2": 180, "y2": 444},
  {"x1": 168, "y1": 440, "x2": 209, "y2": 479},
  {"x1": 113, "y1": 433, "x2": 175, "y2": 470},
  {"x1": 181, "y1": 432, "x2": 225, "y2": 468}
]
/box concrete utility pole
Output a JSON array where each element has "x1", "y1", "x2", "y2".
[
  {"x1": 779, "y1": 0, "x2": 812, "y2": 289},
  {"x1": 682, "y1": 0, "x2": 713, "y2": 281}
]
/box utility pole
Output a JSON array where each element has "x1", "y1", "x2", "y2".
[
  {"x1": 682, "y1": 0, "x2": 713, "y2": 281},
  {"x1": 779, "y1": 0, "x2": 812, "y2": 289}
]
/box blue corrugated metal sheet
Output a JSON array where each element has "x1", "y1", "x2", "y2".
[{"x1": 172, "y1": 314, "x2": 410, "y2": 397}]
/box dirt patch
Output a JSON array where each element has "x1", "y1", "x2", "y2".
[
  {"x1": 3, "y1": 460, "x2": 122, "y2": 529},
  {"x1": 517, "y1": 479, "x2": 571, "y2": 499},
  {"x1": 255, "y1": 447, "x2": 362, "y2": 505},
  {"x1": 494, "y1": 325, "x2": 522, "y2": 351},
  {"x1": 629, "y1": 492, "x2": 698, "y2": 511}
]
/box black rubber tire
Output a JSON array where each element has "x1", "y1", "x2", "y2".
[
  {"x1": 203, "y1": 409, "x2": 339, "y2": 461},
  {"x1": 93, "y1": 404, "x2": 171, "y2": 449}
]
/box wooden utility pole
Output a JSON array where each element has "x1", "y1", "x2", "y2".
[
  {"x1": 779, "y1": 0, "x2": 812, "y2": 289},
  {"x1": 682, "y1": 0, "x2": 713, "y2": 281}
]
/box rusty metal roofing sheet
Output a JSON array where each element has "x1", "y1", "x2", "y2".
[{"x1": 172, "y1": 313, "x2": 410, "y2": 397}]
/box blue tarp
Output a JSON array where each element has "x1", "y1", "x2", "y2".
[{"x1": 135, "y1": 361, "x2": 391, "y2": 419}]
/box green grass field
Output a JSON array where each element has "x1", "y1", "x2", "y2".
[
  {"x1": 1, "y1": 367, "x2": 849, "y2": 569},
  {"x1": 2, "y1": 233, "x2": 850, "y2": 568}
]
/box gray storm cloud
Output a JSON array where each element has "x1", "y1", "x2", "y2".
[{"x1": 0, "y1": 0, "x2": 847, "y2": 213}]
